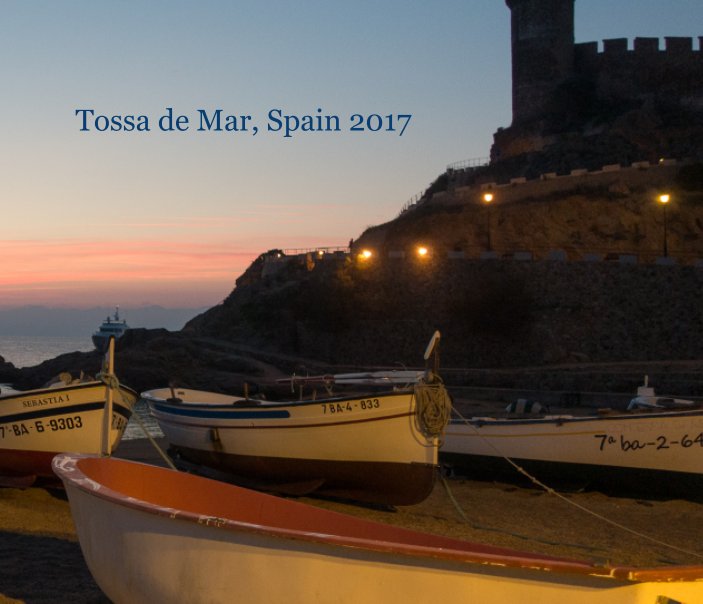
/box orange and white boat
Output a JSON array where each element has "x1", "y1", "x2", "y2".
[{"x1": 53, "y1": 453, "x2": 703, "y2": 604}]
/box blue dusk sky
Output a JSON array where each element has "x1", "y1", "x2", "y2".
[{"x1": 1, "y1": 0, "x2": 701, "y2": 308}]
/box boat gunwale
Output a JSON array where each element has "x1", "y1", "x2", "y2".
[
  {"x1": 145, "y1": 389, "x2": 421, "y2": 428},
  {"x1": 52, "y1": 454, "x2": 703, "y2": 585},
  {"x1": 2, "y1": 381, "x2": 138, "y2": 402},
  {"x1": 453, "y1": 408, "x2": 703, "y2": 429},
  {"x1": 141, "y1": 387, "x2": 415, "y2": 411}
]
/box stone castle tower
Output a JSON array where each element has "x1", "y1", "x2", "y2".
[
  {"x1": 506, "y1": 0, "x2": 574, "y2": 125},
  {"x1": 493, "y1": 0, "x2": 703, "y2": 173}
]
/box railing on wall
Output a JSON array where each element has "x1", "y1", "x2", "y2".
[
  {"x1": 398, "y1": 191, "x2": 427, "y2": 216},
  {"x1": 397, "y1": 157, "x2": 686, "y2": 216},
  {"x1": 278, "y1": 246, "x2": 349, "y2": 256},
  {"x1": 269, "y1": 246, "x2": 702, "y2": 267},
  {"x1": 446, "y1": 157, "x2": 490, "y2": 172}
]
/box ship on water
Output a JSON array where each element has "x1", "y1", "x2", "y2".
[{"x1": 92, "y1": 307, "x2": 129, "y2": 351}]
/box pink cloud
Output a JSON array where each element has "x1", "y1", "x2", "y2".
[
  {"x1": 0, "y1": 231, "x2": 351, "y2": 307},
  {"x1": 0, "y1": 240, "x2": 260, "y2": 307}
]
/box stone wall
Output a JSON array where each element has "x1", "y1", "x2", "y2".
[
  {"x1": 287, "y1": 258, "x2": 703, "y2": 371},
  {"x1": 190, "y1": 253, "x2": 703, "y2": 377},
  {"x1": 448, "y1": 161, "x2": 681, "y2": 202},
  {"x1": 575, "y1": 37, "x2": 703, "y2": 111}
]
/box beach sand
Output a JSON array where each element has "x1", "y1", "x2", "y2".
[{"x1": 1, "y1": 438, "x2": 702, "y2": 603}]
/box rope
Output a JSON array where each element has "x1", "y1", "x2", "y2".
[
  {"x1": 415, "y1": 380, "x2": 452, "y2": 437},
  {"x1": 97, "y1": 369, "x2": 177, "y2": 470},
  {"x1": 438, "y1": 473, "x2": 603, "y2": 553},
  {"x1": 97, "y1": 371, "x2": 120, "y2": 390},
  {"x1": 96, "y1": 358, "x2": 177, "y2": 470},
  {"x1": 130, "y1": 403, "x2": 178, "y2": 471},
  {"x1": 448, "y1": 405, "x2": 703, "y2": 561}
]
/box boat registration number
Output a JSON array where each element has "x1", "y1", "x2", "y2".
[
  {"x1": 0, "y1": 416, "x2": 84, "y2": 439},
  {"x1": 595, "y1": 432, "x2": 703, "y2": 452},
  {"x1": 321, "y1": 399, "x2": 381, "y2": 414}
]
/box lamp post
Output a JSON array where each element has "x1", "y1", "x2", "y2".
[
  {"x1": 482, "y1": 192, "x2": 494, "y2": 251},
  {"x1": 657, "y1": 193, "x2": 670, "y2": 257}
]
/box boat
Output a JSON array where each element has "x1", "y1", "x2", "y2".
[
  {"x1": 143, "y1": 332, "x2": 451, "y2": 505},
  {"x1": 0, "y1": 338, "x2": 137, "y2": 486},
  {"x1": 92, "y1": 306, "x2": 129, "y2": 351},
  {"x1": 627, "y1": 375, "x2": 695, "y2": 410},
  {"x1": 53, "y1": 453, "x2": 703, "y2": 604},
  {"x1": 441, "y1": 378, "x2": 703, "y2": 498}
]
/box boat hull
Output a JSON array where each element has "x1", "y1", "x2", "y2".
[
  {"x1": 0, "y1": 382, "x2": 136, "y2": 481},
  {"x1": 145, "y1": 387, "x2": 441, "y2": 505},
  {"x1": 441, "y1": 409, "x2": 703, "y2": 496},
  {"x1": 54, "y1": 454, "x2": 703, "y2": 604},
  {"x1": 170, "y1": 445, "x2": 436, "y2": 503}
]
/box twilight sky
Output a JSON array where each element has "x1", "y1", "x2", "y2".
[{"x1": 2, "y1": 0, "x2": 701, "y2": 308}]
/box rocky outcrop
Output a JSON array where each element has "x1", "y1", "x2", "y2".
[
  {"x1": 0, "y1": 356, "x2": 21, "y2": 386},
  {"x1": 6, "y1": 248, "x2": 703, "y2": 398},
  {"x1": 8, "y1": 328, "x2": 333, "y2": 397}
]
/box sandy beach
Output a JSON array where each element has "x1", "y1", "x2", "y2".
[{"x1": 1, "y1": 438, "x2": 702, "y2": 603}]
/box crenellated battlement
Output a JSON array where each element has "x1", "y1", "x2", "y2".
[
  {"x1": 575, "y1": 36, "x2": 702, "y2": 60},
  {"x1": 572, "y1": 36, "x2": 703, "y2": 112}
]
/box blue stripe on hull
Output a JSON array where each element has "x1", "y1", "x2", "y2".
[
  {"x1": 151, "y1": 401, "x2": 290, "y2": 420},
  {"x1": 1, "y1": 401, "x2": 132, "y2": 424}
]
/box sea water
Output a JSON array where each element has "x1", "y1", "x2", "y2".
[
  {"x1": 0, "y1": 335, "x2": 162, "y2": 440},
  {"x1": 123, "y1": 399, "x2": 164, "y2": 440},
  {"x1": 0, "y1": 335, "x2": 93, "y2": 368}
]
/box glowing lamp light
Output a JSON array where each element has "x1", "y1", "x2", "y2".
[
  {"x1": 657, "y1": 193, "x2": 672, "y2": 257},
  {"x1": 417, "y1": 246, "x2": 429, "y2": 258},
  {"x1": 482, "y1": 193, "x2": 494, "y2": 251},
  {"x1": 358, "y1": 249, "x2": 373, "y2": 260}
]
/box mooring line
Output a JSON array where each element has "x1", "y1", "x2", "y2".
[
  {"x1": 445, "y1": 405, "x2": 703, "y2": 561},
  {"x1": 131, "y1": 404, "x2": 178, "y2": 471}
]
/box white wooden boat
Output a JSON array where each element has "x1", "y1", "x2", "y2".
[
  {"x1": 441, "y1": 386, "x2": 703, "y2": 497},
  {"x1": 53, "y1": 453, "x2": 703, "y2": 604},
  {"x1": 143, "y1": 375, "x2": 451, "y2": 505},
  {"x1": 0, "y1": 338, "x2": 137, "y2": 485},
  {"x1": 144, "y1": 332, "x2": 451, "y2": 505}
]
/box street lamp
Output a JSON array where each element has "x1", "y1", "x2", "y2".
[
  {"x1": 416, "y1": 245, "x2": 429, "y2": 258},
  {"x1": 482, "y1": 192, "x2": 494, "y2": 251},
  {"x1": 657, "y1": 193, "x2": 671, "y2": 257}
]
